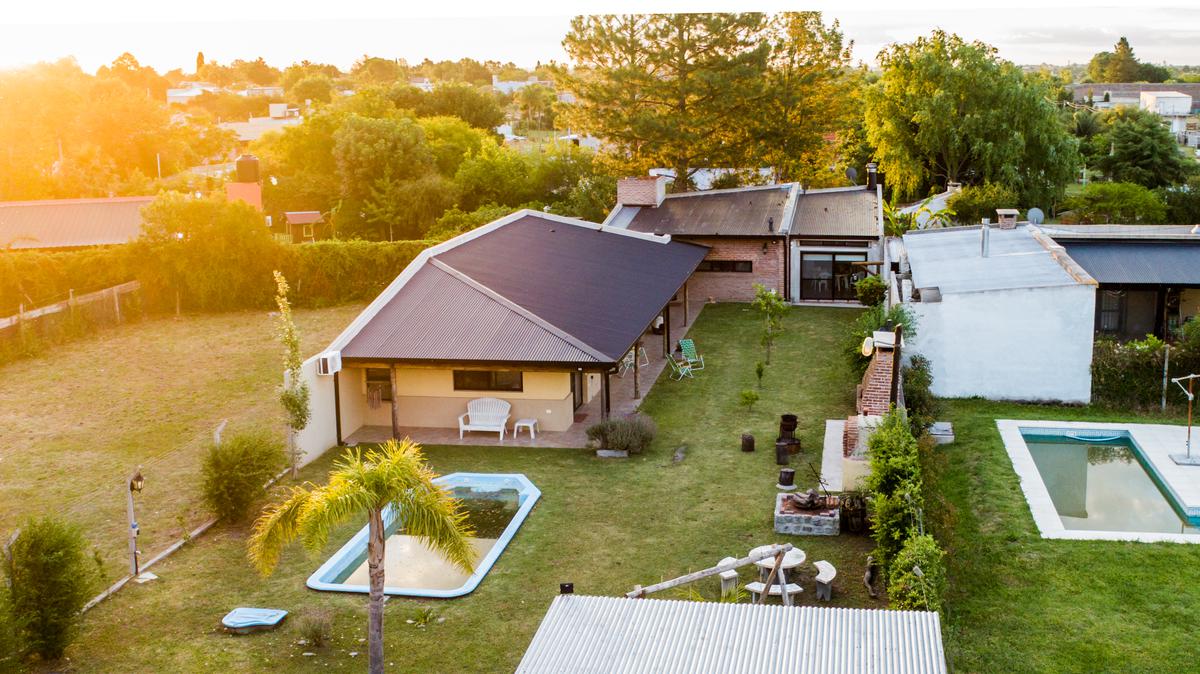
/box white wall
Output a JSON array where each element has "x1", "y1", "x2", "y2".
[
  {"x1": 906, "y1": 285, "x2": 1096, "y2": 403},
  {"x1": 291, "y1": 355, "x2": 339, "y2": 467}
]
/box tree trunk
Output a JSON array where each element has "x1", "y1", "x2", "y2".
[{"x1": 367, "y1": 508, "x2": 386, "y2": 674}]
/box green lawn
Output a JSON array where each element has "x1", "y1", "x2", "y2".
[
  {"x1": 34, "y1": 304, "x2": 875, "y2": 672},
  {"x1": 928, "y1": 399, "x2": 1200, "y2": 673}
]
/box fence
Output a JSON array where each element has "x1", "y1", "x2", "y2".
[{"x1": 0, "y1": 281, "x2": 142, "y2": 360}]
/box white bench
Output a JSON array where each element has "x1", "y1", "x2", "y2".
[
  {"x1": 717, "y1": 557, "x2": 740, "y2": 598},
  {"x1": 745, "y1": 581, "x2": 802, "y2": 603},
  {"x1": 814, "y1": 560, "x2": 837, "y2": 601},
  {"x1": 458, "y1": 397, "x2": 511, "y2": 442}
]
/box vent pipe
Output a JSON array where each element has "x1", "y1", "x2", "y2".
[
  {"x1": 980, "y1": 220, "x2": 990, "y2": 258},
  {"x1": 866, "y1": 162, "x2": 878, "y2": 191},
  {"x1": 768, "y1": 216, "x2": 774, "y2": 232}
]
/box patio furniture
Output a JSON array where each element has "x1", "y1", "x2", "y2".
[
  {"x1": 717, "y1": 556, "x2": 740, "y2": 598},
  {"x1": 667, "y1": 357, "x2": 694, "y2": 380},
  {"x1": 747, "y1": 545, "x2": 806, "y2": 603},
  {"x1": 221, "y1": 607, "x2": 288, "y2": 634},
  {"x1": 745, "y1": 581, "x2": 803, "y2": 602},
  {"x1": 617, "y1": 345, "x2": 650, "y2": 377},
  {"x1": 678, "y1": 339, "x2": 704, "y2": 370},
  {"x1": 514, "y1": 417, "x2": 539, "y2": 440},
  {"x1": 814, "y1": 560, "x2": 837, "y2": 601},
  {"x1": 458, "y1": 397, "x2": 511, "y2": 441}
]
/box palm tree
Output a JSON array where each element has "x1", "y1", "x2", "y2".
[{"x1": 248, "y1": 439, "x2": 474, "y2": 674}]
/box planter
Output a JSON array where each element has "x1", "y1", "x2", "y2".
[
  {"x1": 741, "y1": 434, "x2": 755, "y2": 452},
  {"x1": 596, "y1": 449, "x2": 629, "y2": 459}
]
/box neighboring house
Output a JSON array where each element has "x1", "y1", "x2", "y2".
[
  {"x1": 556, "y1": 133, "x2": 602, "y2": 151},
  {"x1": 293, "y1": 210, "x2": 707, "y2": 454},
  {"x1": 516, "y1": 594, "x2": 947, "y2": 674},
  {"x1": 901, "y1": 182, "x2": 961, "y2": 228},
  {"x1": 0, "y1": 196, "x2": 153, "y2": 250},
  {"x1": 895, "y1": 216, "x2": 1200, "y2": 403},
  {"x1": 409, "y1": 77, "x2": 435, "y2": 92},
  {"x1": 1070, "y1": 82, "x2": 1200, "y2": 114},
  {"x1": 220, "y1": 104, "x2": 302, "y2": 144},
  {"x1": 238, "y1": 85, "x2": 284, "y2": 98},
  {"x1": 283, "y1": 211, "x2": 326, "y2": 243},
  {"x1": 606, "y1": 173, "x2": 883, "y2": 303},
  {"x1": 165, "y1": 81, "x2": 222, "y2": 105},
  {"x1": 1140, "y1": 91, "x2": 1193, "y2": 136},
  {"x1": 492, "y1": 74, "x2": 551, "y2": 95}
]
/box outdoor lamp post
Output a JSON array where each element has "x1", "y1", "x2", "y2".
[
  {"x1": 126, "y1": 467, "x2": 145, "y2": 576},
  {"x1": 1169, "y1": 374, "x2": 1199, "y2": 466}
]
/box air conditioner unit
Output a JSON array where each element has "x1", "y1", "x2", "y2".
[{"x1": 316, "y1": 351, "x2": 342, "y2": 376}]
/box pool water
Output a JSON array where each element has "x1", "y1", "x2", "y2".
[{"x1": 1024, "y1": 434, "x2": 1199, "y2": 535}]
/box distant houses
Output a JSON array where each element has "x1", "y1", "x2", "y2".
[{"x1": 0, "y1": 197, "x2": 154, "y2": 250}]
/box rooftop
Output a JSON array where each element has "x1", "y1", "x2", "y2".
[
  {"x1": 219, "y1": 115, "x2": 302, "y2": 142},
  {"x1": 790, "y1": 186, "x2": 879, "y2": 238},
  {"x1": 1060, "y1": 241, "x2": 1200, "y2": 286},
  {"x1": 0, "y1": 196, "x2": 153, "y2": 250},
  {"x1": 623, "y1": 184, "x2": 792, "y2": 237}
]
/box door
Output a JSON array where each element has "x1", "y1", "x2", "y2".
[
  {"x1": 571, "y1": 371, "x2": 585, "y2": 410},
  {"x1": 799, "y1": 252, "x2": 867, "y2": 300}
]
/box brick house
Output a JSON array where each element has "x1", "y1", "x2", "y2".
[{"x1": 605, "y1": 174, "x2": 883, "y2": 303}]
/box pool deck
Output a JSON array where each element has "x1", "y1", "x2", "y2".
[{"x1": 997, "y1": 419, "x2": 1200, "y2": 544}]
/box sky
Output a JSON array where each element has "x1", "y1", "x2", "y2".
[{"x1": 1, "y1": 0, "x2": 1197, "y2": 74}]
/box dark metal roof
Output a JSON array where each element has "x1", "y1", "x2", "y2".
[
  {"x1": 343, "y1": 213, "x2": 709, "y2": 364},
  {"x1": 0, "y1": 197, "x2": 153, "y2": 249},
  {"x1": 624, "y1": 186, "x2": 790, "y2": 237},
  {"x1": 790, "y1": 188, "x2": 878, "y2": 238},
  {"x1": 1062, "y1": 242, "x2": 1200, "y2": 286},
  {"x1": 285, "y1": 211, "x2": 324, "y2": 225}
]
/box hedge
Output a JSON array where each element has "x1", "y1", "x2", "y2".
[{"x1": 1092, "y1": 332, "x2": 1200, "y2": 409}]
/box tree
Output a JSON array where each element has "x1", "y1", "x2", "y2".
[
  {"x1": 274, "y1": 272, "x2": 310, "y2": 478},
  {"x1": 1159, "y1": 177, "x2": 1200, "y2": 224},
  {"x1": 946, "y1": 182, "x2": 1020, "y2": 225},
  {"x1": 231, "y1": 57, "x2": 280, "y2": 86},
  {"x1": 96, "y1": 52, "x2": 169, "y2": 99},
  {"x1": 1105, "y1": 38, "x2": 1141, "y2": 82},
  {"x1": 416, "y1": 116, "x2": 488, "y2": 176},
  {"x1": 248, "y1": 439, "x2": 474, "y2": 674},
  {"x1": 1065, "y1": 182, "x2": 1167, "y2": 224},
  {"x1": 196, "y1": 51, "x2": 205, "y2": 74},
  {"x1": 420, "y1": 83, "x2": 505, "y2": 129},
  {"x1": 752, "y1": 12, "x2": 858, "y2": 184},
  {"x1": 557, "y1": 13, "x2": 770, "y2": 189},
  {"x1": 514, "y1": 83, "x2": 557, "y2": 130},
  {"x1": 290, "y1": 75, "x2": 334, "y2": 105},
  {"x1": 364, "y1": 173, "x2": 458, "y2": 241},
  {"x1": 864, "y1": 30, "x2": 1078, "y2": 207},
  {"x1": 752, "y1": 283, "x2": 787, "y2": 364},
  {"x1": 1091, "y1": 108, "x2": 1196, "y2": 188},
  {"x1": 332, "y1": 114, "x2": 438, "y2": 239},
  {"x1": 352, "y1": 56, "x2": 404, "y2": 86}
]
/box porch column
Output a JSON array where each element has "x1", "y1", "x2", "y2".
[
  {"x1": 388, "y1": 365, "x2": 400, "y2": 440},
  {"x1": 664, "y1": 303, "x2": 672, "y2": 359},
  {"x1": 633, "y1": 339, "x2": 641, "y2": 400},
  {"x1": 683, "y1": 281, "x2": 690, "y2": 326},
  {"x1": 601, "y1": 371, "x2": 611, "y2": 421}
]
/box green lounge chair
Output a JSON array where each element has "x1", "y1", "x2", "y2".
[
  {"x1": 678, "y1": 339, "x2": 705, "y2": 370},
  {"x1": 668, "y1": 356, "x2": 694, "y2": 381}
]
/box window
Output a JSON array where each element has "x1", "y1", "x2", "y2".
[
  {"x1": 696, "y1": 260, "x2": 752, "y2": 273},
  {"x1": 799, "y1": 252, "x2": 866, "y2": 300},
  {"x1": 302, "y1": 223, "x2": 315, "y2": 239},
  {"x1": 365, "y1": 368, "x2": 392, "y2": 401},
  {"x1": 453, "y1": 370, "x2": 523, "y2": 392},
  {"x1": 1098, "y1": 291, "x2": 1122, "y2": 333}
]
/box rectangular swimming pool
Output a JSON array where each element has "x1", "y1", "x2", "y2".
[{"x1": 307, "y1": 473, "x2": 540, "y2": 598}]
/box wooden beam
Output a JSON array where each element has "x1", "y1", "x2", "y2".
[
  {"x1": 601, "y1": 371, "x2": 610, "y2": 421},
  {"x1": 633, "y1": 340, "x2": 641, "y2": 400},
  {"x1": 664, "y1": 303, "x2": 672, "y2": 359},
  {"x1": 625, "y1": 544, "x2": 793, "y2": 598},
  {"x1": 683, "y1": 282, "x2": 690, "y2": 326},
  {"x1": 757, "y1": 551, "x2": 785, "y2": 605},
  {"x1": 389, "y1": 365, "x2": 400, "y2": 439}
]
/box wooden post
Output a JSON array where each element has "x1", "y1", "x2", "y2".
[
  {"x1": 625, "y1": 544, "x2": 793, "y2": 599},
  {"x1": 174, "y1": 290, "x2": 181, "y2": 317},
  {"x1": 757, "y1": 551, "x2": 785, "y2": 605},
  {"x1": 664, "y1": 304, "x2": 672, "y2": 359},
  {"x1": 683, "y1": 282, "x2": 690, "y2": 326},
  {"x1": 68, "y1": 289, "x2": 76, "y2": 321},
  {"x1": 890, "y1": 324, "x2": 903, "y2": 406},
  {"x1": 112, "y1": 286, "x2": 122, "y2": 324},
  {"x1": 388, "y1": 365, "x2": 400, "y2": 439},
  {"x1": 601, "y1": 371, "x2": 611, "y2": 421},
  {"x1": 633, "y1": 340, "x2": 641, "y2": 400}
]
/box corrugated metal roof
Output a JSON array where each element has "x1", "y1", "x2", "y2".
[
  {"x1": 1061, "y1": 242, "x2": 1200, "y2": 285},
  {"x1": 1041, "y1": 224, "x2": 1200, "y2": 240},
  {"x1": 285, "y1": 211, "x2": 324, "y2": 225},
  {"x1": 0, "y1": 197, "x2": 153, "y2": 249},
  {"x1": 791, "y1": 187, "x2": 879, "y2": 238},
  {"x1": 905, "y1": 225, "x2": 1089, "y2": 294},
  {"x1": 625, "y1": 185, "x2": 791, "y2": 237},
  {"x1": 516, "y1": 595, "x2": 947, "y2": 674}
]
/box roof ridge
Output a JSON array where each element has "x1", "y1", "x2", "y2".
[
  {"x1": 661, "y1": 183, "x2": 791, "y2": 199},
  {"x1": 428, "y1": 257, "x2": 611, "y2": 363},
  {"x1": 0, "y1": 196, "x2": 156, "y2": 207}
]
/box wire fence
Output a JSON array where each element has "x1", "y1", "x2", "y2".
[{"x1": 0, "y1": 281, "x2": 142, "y2": 358}]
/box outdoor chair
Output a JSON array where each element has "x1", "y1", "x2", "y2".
[
  {"x1": 617, "y1": 345, "x2": 650, "y2": 377},
  {"x1": 667, "y1": 356, "x2": 694, "y2": 381},
  {"x1": 458, "y1": 397, "x2": 511, "y2": 441},
  {"x1": 678, "y1": 338, "x2": 704, "y2": 370}
]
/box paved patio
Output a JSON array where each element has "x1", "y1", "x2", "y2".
[{"x1": 344, "y1": 300, "x2": 708, "y2": 449}]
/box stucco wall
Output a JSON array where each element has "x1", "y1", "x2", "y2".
[
  {"x1": 682, "y1": 237, "x2": 785, "y2": 302},
  {"x1": 292, "y1": 355, "x2": 339, "y2": 467},
  {"x1": 906, "y1": 284, "x2": 1096, "y2": 403}
]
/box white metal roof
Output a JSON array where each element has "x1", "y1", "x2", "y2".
[
  {"x1": 516, "y1": 595, "x2": 947, "y2": 674},
  {"x1": 904, "y1": 224, "x2": 1093, "y2": 294}
]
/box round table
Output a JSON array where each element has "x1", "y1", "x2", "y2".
[{"x1": 750, "y1": 545, "x2": 806, "y2": 572}]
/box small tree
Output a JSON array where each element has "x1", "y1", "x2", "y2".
[
  {"x1": 854, "y1": 276, "x2": 888, "y2": 307},
  {"x1": 752, "y1": 284, "x2": 787, "y2": 364},
  {"x1": 740, "y1": 389, "x2": 760, "y2": 412},
  {"x1": 274, "y1": 272, "x2": 310, "y2": 478},
  {"x1": 4, "y1": 518, "x2": 100, "y2": 661},
  {"x1": 755, "y1": 361, "x2": 765, "y2": 388},
  {"x1": 201, "y1": 429, "x2": 286, "y2": 522}
]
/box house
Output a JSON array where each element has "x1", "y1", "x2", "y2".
[
  {"x1": 292, "y1": 210, "x2": 707, "y2": 458},
  {"x1": 283, "y1": 211, "x2": 326, "y2": 243},
  {"x1": 165, "y1": 81, "x2": 222, "y2": 105},
  {"x1": 1070, "y1": 82, "x2": 1200, "y2": 113},
  {"x1": 1140, "y1": 91, "x2": 1193, "y2": 136},
  {"x1": 491, "y1": 74, "x2": 551, "y2": 95},
  {"x1": 237, "y1": 85, "x2": 284, "y2": 98},
  {"x1": 220, "y1": 104, "x2": 302, "y2": 144},
  {"x1": 0, "y1": 196, "x2": 153, "y2": 250},
  {"x1": 605, "y1": 171, "x2": 883, "y2": 303},
  {"x1": 409, "y1": 77, "x2": 435, "y2": 92},
  {"x1": 516, "y1": 594, "x2": 948, "y2": 674},
  {"x1": 894, "y1": 217, "x2": 1200, "y2": 403}
]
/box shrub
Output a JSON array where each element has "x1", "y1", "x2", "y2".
[
  {"x1": 755, "y1": 361, "x2": 765, "y2": 388},
  {"x1": 946, "y1": 182, "x2": 1020, "y2": 225},
  {"x1": 902, "y1": 354, "x2": 937, "y2": 434},
  {"x1": 0, "y1": 584, "x2": 18, "y2": 665},
  {"x1": 585, "y1": 415, "x2": 657, "y2": 454},
  {"x1": 866, "y1": 410, "x2": 924, "y2": 572},
  {"x1": 297, "y1": 609, "x2": 333, "y2": 649},
  {"x1": 842, "y1": 303, "x2": 917, "y2": 375},
  {"x1": 887, "y1": 533, "x2": 947, "y2": 612},
  {"x1": 201, "y1": 429, "x2": 286, "y2": 522},
  {"x1": 854, "y1": 275, "x2": 887, "y2": 307},
  {"x1": 739, "y1": 389, "x2": 760, "y2": 412},
  {"x1": 1091, "y1": 334, "x2": 1200, "y2": 409},
  {"x1": 870, "y1": 484, "x2": 921, "y2": 573},
  {"x1": 4, "y1": 518, "x2": 100, "y2": 660},
  {"x1": 1064, "y1": 182, "x2": 1166, "y2": 224}
]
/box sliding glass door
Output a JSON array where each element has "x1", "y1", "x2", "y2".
[{"x1": 799, "y1": 252, "x2": 867, "y2": 301}]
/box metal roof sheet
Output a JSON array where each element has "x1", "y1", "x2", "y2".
[
  {"x1": 1061, "y1": 242, "x2": 1200, "y2": 286},
  {"x1": 625, "y1": 185, "x2": 791, "y2": 237},
  {"x1": 0, "y1": 197, "x2": 153, "y2": 249},
  {"x1": 1040, "y1": 224, "x2": 1200, "y2": 241},
  {"x1": 516, "y1": 595, "x2": 948, "y2": 674},
  {"x1": 791, "y1": 187, "x2": 879, "y2": 238},
  {"x1": 904, "y1": 225, "x2": 1087, "y2": 294}
]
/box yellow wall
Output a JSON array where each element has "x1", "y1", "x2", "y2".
[{"x1": 1182, "y1": 289, "x2": 1200, "y2": 323}]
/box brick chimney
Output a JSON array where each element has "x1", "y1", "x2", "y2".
[
  {"x1": 616, "y1": 176, "x2": 668, "y2": 207},
  {"x1": 996, "y1": 208, "x2": 1019, "y2": 230},
  {"x1": 856, "y1": 329, "x2": 902, "y2": 417}
]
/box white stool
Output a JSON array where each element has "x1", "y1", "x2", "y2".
[
  {"x1": 717, "y1": 557, "x2": 740, "y2": 598},
  {"x1": 514, "y1": 418, "x2": 539, "y2": 440},
  {"x1": 814, "y1": 560, "x2": 837, "y2": 601}
]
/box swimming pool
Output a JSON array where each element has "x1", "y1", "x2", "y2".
[
  {"x1": 307, "y1": 473, "x2": 540, "y2": 597},
  {"x1": 998, "y1": 420, "x2": 1200, "y2": 543}
]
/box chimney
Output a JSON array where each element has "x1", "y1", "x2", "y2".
[
  {"x1": 996, "y1": 208, "x2": 1019, "y2": 230},
  {"x1": 866, "y1": 162, "x2": 878, "y2": 191},
  {"x1": 980, "y1": 220, "x2": 990, "y2": 258},
  {"x1": 616, "y1": 176, "x2": 668, "y2": 208}
]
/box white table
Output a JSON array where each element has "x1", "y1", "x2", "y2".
[
  {"x1": 514, "y1": 418, "x2": 539, "y2": 440},
  {"x1": 749, "y1": 545, "x2": 806, "y2": 604}
]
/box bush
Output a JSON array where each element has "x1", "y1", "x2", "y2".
[
  {"x1": 1064, "y1": 182, "x2": 1166, "y2": 224},
  {"x1": 842, "y1": 303, "x2": 917, "y2": 375},
  {"x1": 4, "y1": 518, "x2": 100, "y2": 660},
  {"x1": 1091, "y1": 334, "x2": 1200, "y2": 409},
  {"x1": 297, "y1": 609, "x2": 333, "y2": 649},
  {"x1": 854, "y1": 275, "x2": 887, "y2": 307},
  {"x1": 585, "y1": 415, "x2": 657, "y2": 454},
  {"x1": 866, "y1": 410, "x2": 925, "y2": 573},
  {"x1": 0, "y1": 584, "x2": 18, "y2": 665},
  {"x1": 902, "y1": 354, "x2": 937, "y2": 434},
  {"x1": 946, "y1": 182, "x2": 1020, "y2": 225},
  {"x1": 887, "y1": 533, "x2": 947, "y2": 612},
  {"x1": 201, "y1": 429, "x2": 286, "y2": 522}
]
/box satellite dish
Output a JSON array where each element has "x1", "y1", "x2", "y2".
[
  {"x1": 1027, "y1": 207, "x2": 1045, "y2": 225},
  {"x1": 860, "y1": 336, "x2": 875, "y2": 357},
  {"x1": 845, "y1": 167, "x2": 858, "y2": 185}
]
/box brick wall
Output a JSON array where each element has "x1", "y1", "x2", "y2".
[
  {"x1": 843, "y1": 414, "x2": 859, "y2": 457},
  {"x1": 856, "y1": 348, "x2": 895, "y2": 416},
  {"x1": 683, "y1": 237, "x2": 785, "y2": 302},
  {"x1": 616, "y1": 177, "x2": 664, "y2": 207}
]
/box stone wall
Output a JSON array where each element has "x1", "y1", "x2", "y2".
[
  {"x1": 683, "y1": 236, "x2": 786, "y2": 302},
  {"x1": 774, "y1": 493, "x2": 840, "y2": 535}
]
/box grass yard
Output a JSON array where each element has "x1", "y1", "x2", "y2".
[
  {"x1": 33, "y1": 304, "x2": 876, "y2": 672},
  {"x1": 929, "y1": 399, "x2": 1200, "y2": 673},
  {"x1": 0, "y1": 305, "x2": 365, "y2": 581}
]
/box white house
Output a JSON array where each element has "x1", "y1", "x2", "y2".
[{"x1": 1140, "y1": 91, "x2": 1193, "y2": 136}]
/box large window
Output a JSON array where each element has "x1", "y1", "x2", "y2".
[
  {"x1": 1096, "y1": 289, "x2": 1158, "y2": 340},
  {"x1": 799, "y1": 252, "x2": 866, "y2": 300},
  {"x1": 696, "y1": 259, "x2": 753, "y2": 273},
  {"x1": 453, "y1": 370, "x2": 523, "y2": 392},
  {"x1": 365, "y1": 368, "x2": 392, "y2": 402}
]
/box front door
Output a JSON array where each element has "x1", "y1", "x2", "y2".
[{"x1": 571, "y1": 371, "x2": 585, "y2": 410}]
